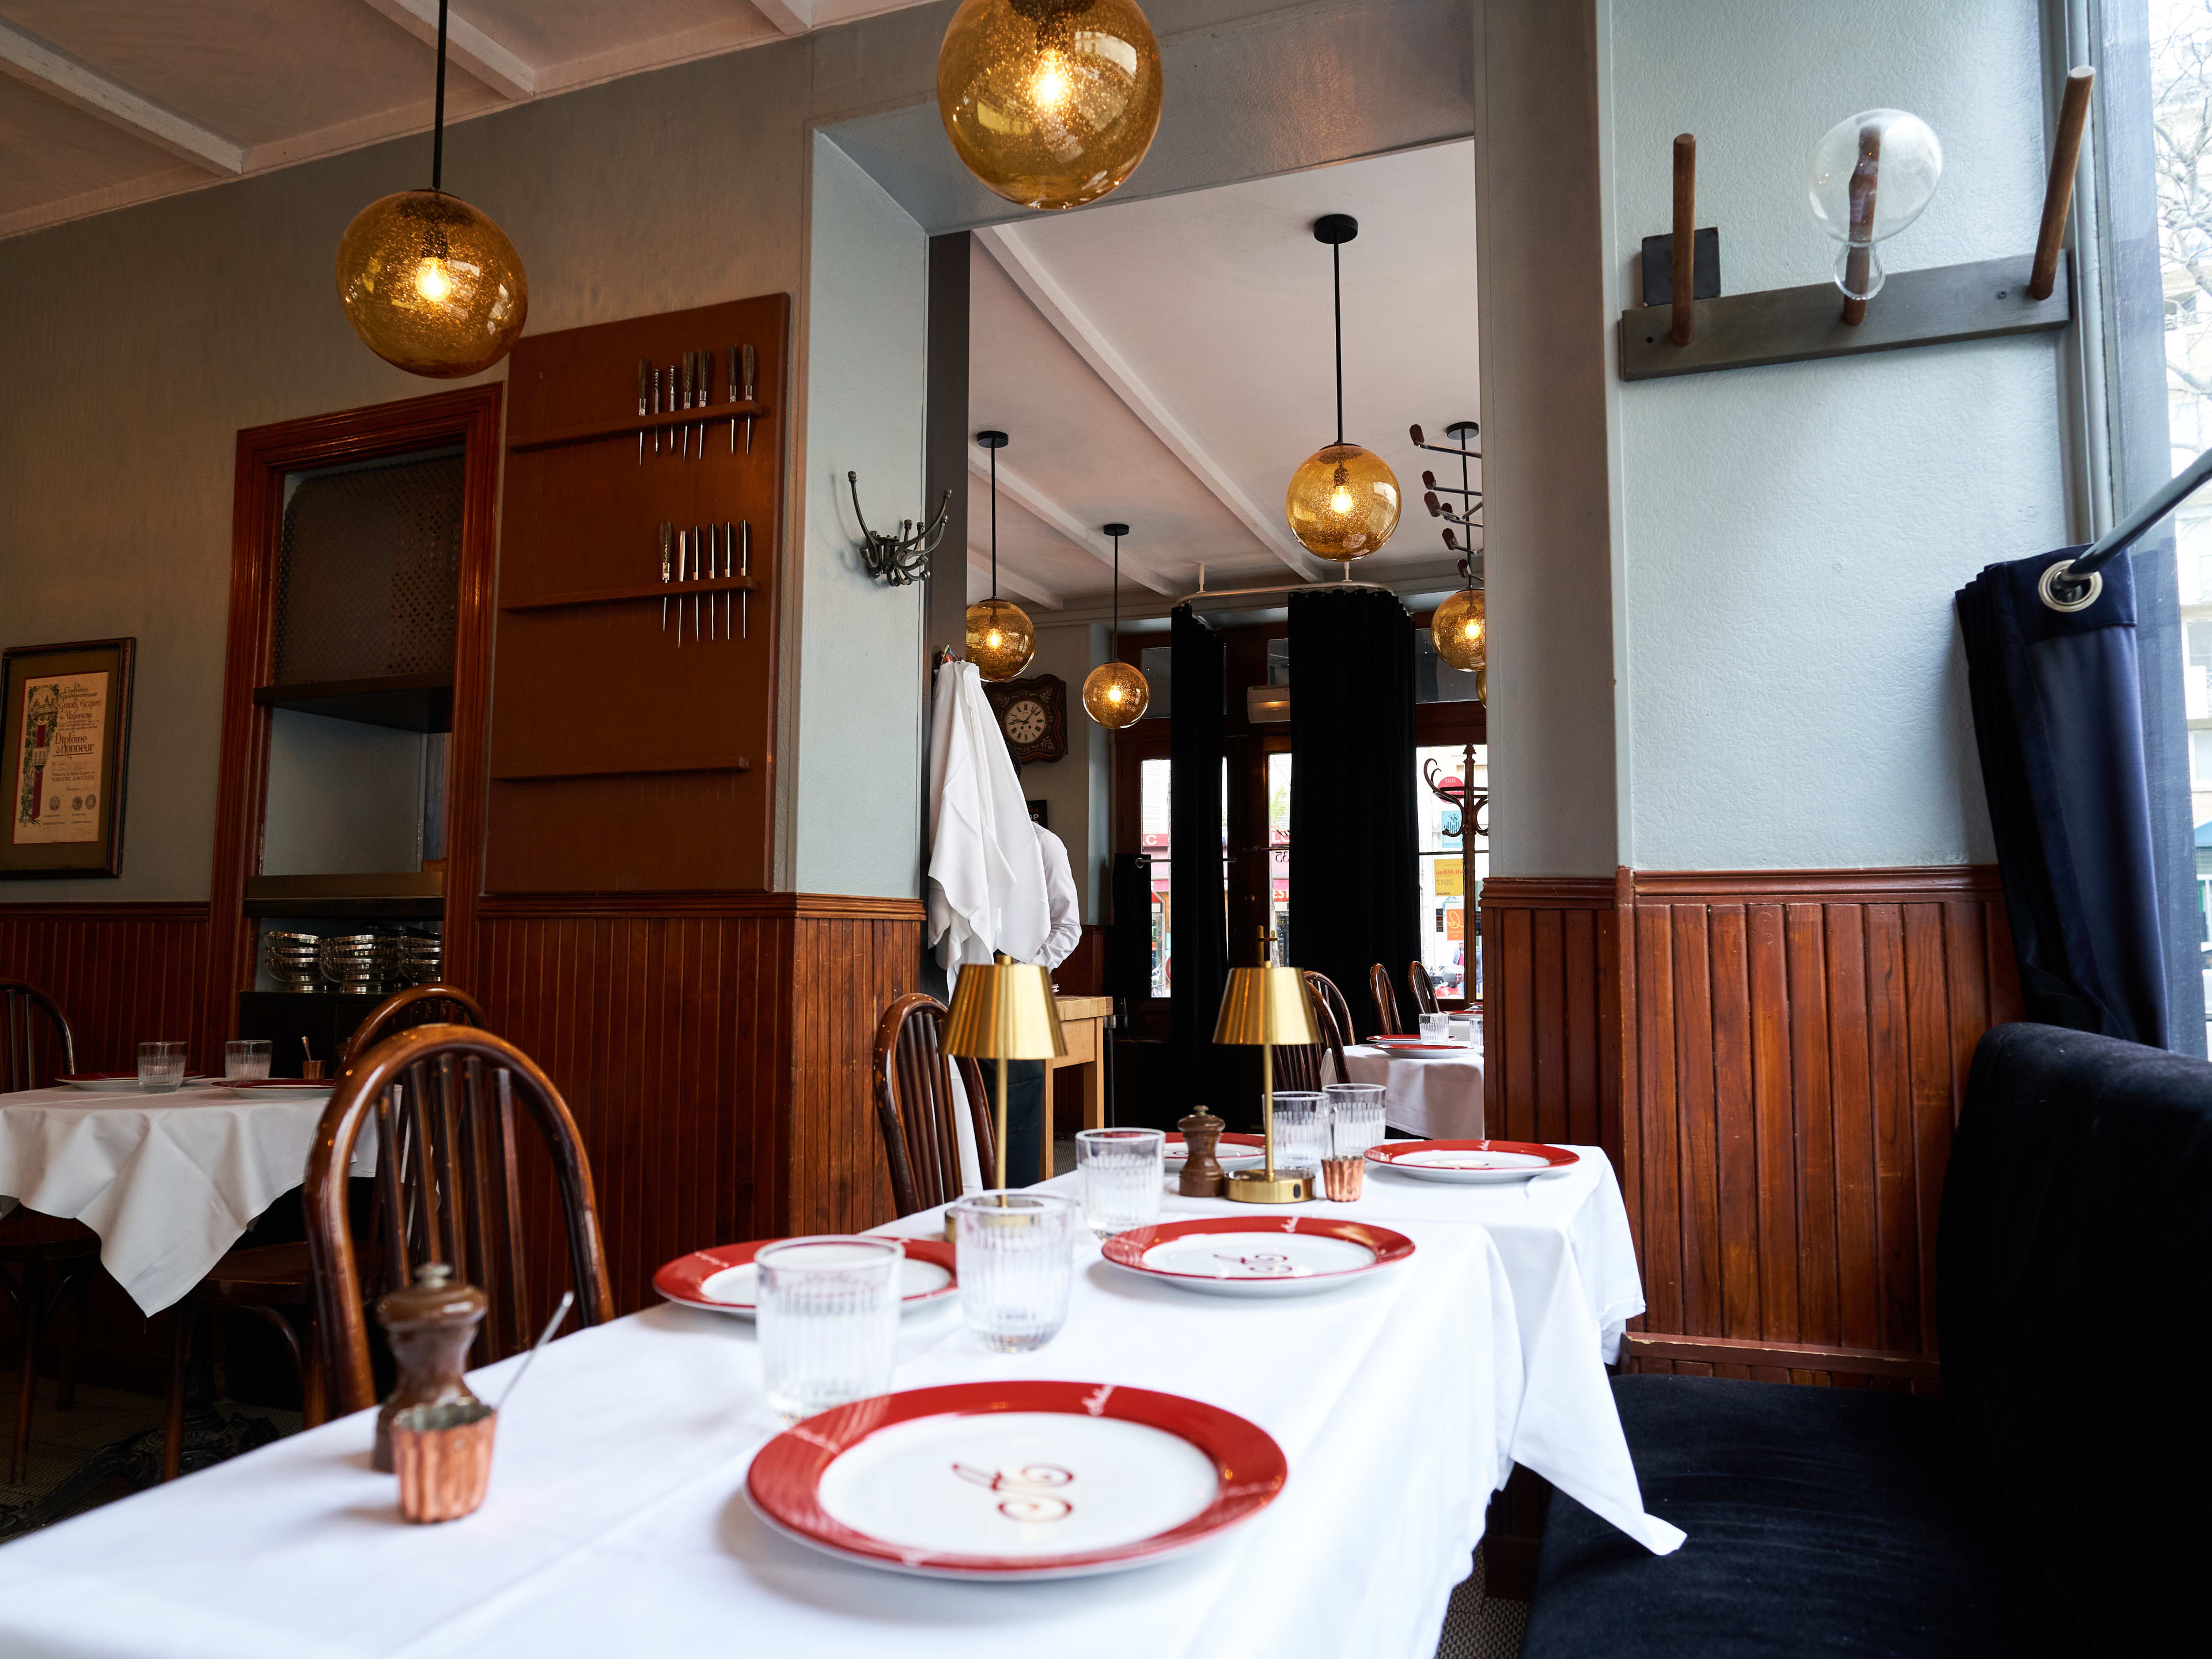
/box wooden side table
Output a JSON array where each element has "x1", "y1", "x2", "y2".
[{"x1": 1042, "y1": 995, "x2": 1111, "y2": 1177}]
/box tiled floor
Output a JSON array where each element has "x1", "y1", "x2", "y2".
[
  {"x1": 1434, "y1": 1547, "x2": 1532, "y2": 1659},
  {"x1": 0, "y1": 1373, "x2": 299, "y2": 1541}
]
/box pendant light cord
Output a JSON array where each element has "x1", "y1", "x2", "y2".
[
  {"x1": 431, "y1": 0, "x2": 449, "y2": 192},
  {"x1": 1332, "y1": 240, "x2": 1344, "y2": 448},
  {"x1": 990, "y1": 444, "x2": 999, "y2": 601}
]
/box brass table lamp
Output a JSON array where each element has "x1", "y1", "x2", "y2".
[
  {"x1": 943, "y1": 951, "x2": 1067, "y2": 1190},
  {"x1": 1213, "y1": 929, "x2": 1321, "y2": 1204}
]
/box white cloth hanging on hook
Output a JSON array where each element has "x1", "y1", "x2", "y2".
[{"x1": 926, "y1": 659, "x2": 1050, "y2": 976}]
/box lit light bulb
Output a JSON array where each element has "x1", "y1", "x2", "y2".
[
  {"x1": 412, "y1": 257, "x2": 452, "y2": 303},
  {"x1": 1329, "y1": 469, "x2": 1355, "y2": 514},
  {"x1": 987, "y1": 630, "x2": 1004, "y2": 649},
  {"x1": 1031, "y1": 48, "x2": 1070, "y2": 111},
  {"x1": 1107, "y1": 684, "x2": 1124, "y2": 704}
]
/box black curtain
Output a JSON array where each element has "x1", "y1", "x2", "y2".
[
  {"x1": 1288, "y1": 587, "x2": 1420, "y2": 1035},
  {"x1": 1956, "y1": 549, "x2": 2169, "y2": 1047},
  {"x1": 1169, "y1": 605, "x2": 1229, "y2": 1109},
  {"x1": 1106, "y1": 852, "x2": 1153, "y2": 1006}
]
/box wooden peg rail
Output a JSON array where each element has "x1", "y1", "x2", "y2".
[
  {"x1": 1622, "y1": 69, "x2": 2093, "y2": 381},
  {"x1": 509, "y1": 403, "x2": 772, "y2": 455},
  {"x1": 498, "y1": 574, "x2": 759, "y2": 615}
]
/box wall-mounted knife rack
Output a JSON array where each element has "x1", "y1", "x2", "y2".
[{"x1": 484, "y1": 292, "x2": 790, "y2": 894}]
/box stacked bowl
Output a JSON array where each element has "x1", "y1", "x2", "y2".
[{"x1": 264, "y1": 930, "x2": 322, "y2": 989}]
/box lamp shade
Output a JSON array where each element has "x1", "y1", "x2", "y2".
[
  {"x1": 1432, "y1": 587, "x2": 1486, "y2": 672},
  {"x1": 966, "y1": 596, "x2": 1037, "y2": 681},
  {"x1": 1211, "y1": 966, "x2": 1320, "y2": 1047},
  {"x1": 944, "y1": 957, "x2": 1068, "y2": 1060},
  {"x1": 1285, "y1": 442, "x2": 1400, "y2": 560},
  {"x1": 335, "y1": 190, "x2": 528, "y2": 378},
  {"x1": 1081, "y1": 659, "x2": 1150, "y2": 728},
  {"x1": 937, "y1": 0, "x2": 1165, "y2": 212}
]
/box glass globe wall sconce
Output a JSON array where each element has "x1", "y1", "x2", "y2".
[
  {"x1": 965, "y1": 431, "x2": 1038, "y2": 681},
  {"x1": 1082, "y1": 522, "x2": 1150, "y2": 728},
  {"x1": 1804, "y1": 109, "x2": 1941, "y2": 324},
  {"x1": 336, "y1": 0, "x2": 528, "y2": 377},
  {"x1": 937, "y1": 0, "x2": 1165, "y2": 211},
  {"x1": 1286, "y1": 215, "x2": 1400, "y2": 560}
]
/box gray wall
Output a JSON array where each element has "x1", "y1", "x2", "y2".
[
  {"x1": 1606, "y1": 0, "x2": 2049, "y2": 870},
  {"x1": 793, "y1": 135, "x2": 928, "y2": 897}
]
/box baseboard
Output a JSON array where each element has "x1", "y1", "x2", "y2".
[{"x1": 1621, "y1": 1332, "x2": 1941, "y2": 1387}]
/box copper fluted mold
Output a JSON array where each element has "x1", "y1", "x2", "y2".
[{"x1": 391, "y1": 1403, "x2": 496, "y2": 1523}]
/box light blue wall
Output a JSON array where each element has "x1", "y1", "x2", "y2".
[
  {"x1": 792, "y1": 135, "x2": 929, "y2": 897},
  {"x1": 1607, "y1": 0, "x2": 2059, "y2": 869}
]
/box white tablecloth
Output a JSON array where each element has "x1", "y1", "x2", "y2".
[
  {"x1": 0, "y1": 1145, "x2": 1680, "y2": 1658},
  {"x1": 0, "y1": 1085, "x2": 372, "y2": 1316},
  {"x1": 1338, "y1": 1043, "x2": 1486, "y2": 1138}
]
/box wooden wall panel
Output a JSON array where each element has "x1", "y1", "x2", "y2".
[
  {"x1": 469, "y1": 896, "x2": 920, "y2": 1316},
  {"x1": 0, "y1": 904, "x2": 214, "y2": 1073},
  {"x1": 1485, "y1": 867, "x2": 2022, "y2": 1386}
]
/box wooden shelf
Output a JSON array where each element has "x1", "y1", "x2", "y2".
[
  {"x1": 491, "y1": 756, "x2": 752, "y2": 783},
  {"x1": 253, "y1": 672, "x2": 453, "y2": 732},
  {"x1": 245, "y1": 872, "x2": 443, "y2": 919},
  {"x1": 243, "y1": 895, "x2": 445, "y2": 919},
  {"x1": 508, "y1": 403, "x2": 771, "y2": 454},
  {"x1": 500, "y1": 575, "x2": 759, "y2": 614}
]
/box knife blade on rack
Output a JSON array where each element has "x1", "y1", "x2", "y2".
[
  {"x1": 694, "y1": 524, "x2": 704, "y2": 640},
  {"x1": 740, "y1": 519, "x2": 751, "y2": 639},
  {"x1": 652, "y1": 368, "x2": 662, "y2": 456},
  {"x1": 695, "y1": 348, "x2": 711, "y2": 460},
  {"x1": 675, "y1": 529, "x2": 687, "y2": 647},
  {"x1": 741, "y1": 344, "x2": 758, "y2": 454},
  {"x1": 728, "y1": 347, "x2": 740, "y2": 453},
  {"x1": 637, "y1": 360, "x2": 649, "y2": 465},
  {"x1": 668, "y1": 362, "x2": 680, "y2": 459},
  {"x1": 660, "y1": 522, "x2": 672, "y2": 631},
  {"x1": 705, "y1": 524, "x2": 715, "y2": 640}
]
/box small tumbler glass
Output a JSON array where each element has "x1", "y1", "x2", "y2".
[
  {"x1": 952, "y1": 1191, "x2": 1078, "y2": 1353},
  {"x1": 1270, "y1": 1092, "x2": 1327, "y2": 1177},
  {"x1": 137, "y1": 1041, "x2": 187, "y2": 1094},
  {"x1": 754, "y1": 1236, "x2": 903, "y2": 1422},
  {"x1": 1323, "y1": 1083, "x2": 1387, "y2": 1201},
  {"x1": 1075, "y1": 1127, "x2": 1164, "y2": 1239},
  {"x1": 1419, "y1": 1012, "x2": 1452, "y2": 1043},
  {"x1": 224, "y1": 1039, "x2": 272, "y2": 1081}
]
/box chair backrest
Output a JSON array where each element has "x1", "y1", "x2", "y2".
[
  {"x1": 1407, "y1": 960, "x2": 1440, "y2": 1017},
  {"x1": 873, "y1": 993, "x2": 997, "y2": 1215},
  {"x1": 1305, "y1": 986, "x2": 1350, "y2": 1084},
  {"x1": 304, "y1": 1024, "x2": 615, "y2": 1415},
  {"x1": 343, "y1": 982, "x2": 489, "y2": 1069},
  {"x1": 1274, "y1": 1037, "x2": 1323, "y2": 1093},
  {"x1": 1303, "y1": 972, "x2": 1355, "y2": 1065},
  {"x1": 0, "y1": 980, "x2": 75, "y2": 1092},
  {"x1": 1369, "y1": 963, "x2": 1404, "y2": 1037}
]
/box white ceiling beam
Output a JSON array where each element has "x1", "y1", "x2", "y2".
[
  {"x1": 0, "y1": 21, "x2": 244, "y2": 175},
  {"x1": 748, "y1": 0, "x2": 817, "y2": 37},
  {"x1": 968, "y1": 547, "x2": 1064, "y2": 611},
  {"x1": 969, "y1": 447, "x2": 1177, "y2": 595},
  {"x1": 355, "y1": 0, "x2": 536, "y2": 100},
  {"x1": 977, "y1": 224, "x2": 1328, "y2": 584}
]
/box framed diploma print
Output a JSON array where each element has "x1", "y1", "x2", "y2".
[{"x1": 2, "y1": 638, "x2": 135, "y2": 879}]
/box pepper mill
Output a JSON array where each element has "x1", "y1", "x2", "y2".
[
  {"x1": 1178, "y1": 1107, "x2": 1229, "y2": 1198},
  {"x1": 373, "y1": 1262, "x2": 487, "y2": 1474}
]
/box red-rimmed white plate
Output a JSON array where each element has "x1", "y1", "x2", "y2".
[
  {"x1": 55, "y1": 1073, "x2": 143, "y2": 1092},
  {"x1": 1363, "y1": 1139, "x2": 1580, "y2": 1185},
  {"x1": 654, "y1": 1237, "x2": 958, "y2": 1320},
  {"x1": 1367, "y1": 1037, "x2": 1472, "y2": 1054},
  {"x1": 748, "y1": 1380, "x2": 1286, "y2": 1580},
  {"x1": 209, "y1": 1078, "x2": 335, "y2": 1094},
  {"x1": 1162, "y1": 1131, "x2": 1268, "y2": 1169},
  {"x1": 1100, "y1": 1215, "x2": 1415, "y2": 1298}
]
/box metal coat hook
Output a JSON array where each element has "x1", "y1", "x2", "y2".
[
  {"x1": 850, "y1": 472, "x2": 951, "y2": 586},
  {"x1": 1415, "y1": 421, "x2": 1483, "y2": 543}
]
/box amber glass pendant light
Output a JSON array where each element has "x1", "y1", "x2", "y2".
[
  {"x1": 335, "y1": 0, "x2": 528, "y2": 378},
  {"x1": 1285, "y1": 215, "x2": 1400, "y2": 560},
  {"x1": 1432, "y1": 585, "x2": 1486, "y2": 673},
  {"x1": 965, "y1": 431, "x2": 1037, "y2": 681},
  {"x1": 1082, "y1": 522, "x2": 1149, "y2": 727},
  {"x1": 937, "y1": 0, "x2": 1165, "y2": 211}
]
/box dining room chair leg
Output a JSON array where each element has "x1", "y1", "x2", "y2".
[
  {"x1": 161, "y1": 1306, "x2": 190, "y2": 1483},
  {"x1": 10, "y1": 1259, "x2": 45, "y2": 1485},
  {"x1": 54, "y1": 1269, "x2": 86, "y2": 1411},
  {"x1": 301, "y1": 1313, "x2": 327, "y2": 1429}
]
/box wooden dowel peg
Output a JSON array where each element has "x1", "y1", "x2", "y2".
[
  {"x1": 1671, "y1": 134, "x2": 1696, "y2": 346},
  {"x1": 2029, "y1": 66, "x2": 2095, "y2": 302},
  {"x1": 1840, "y1": 123, "x2": 1883, "y2": 327}
]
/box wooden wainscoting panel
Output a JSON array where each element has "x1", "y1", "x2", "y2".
[
  {"x1": 1478, "y1": 877, "x2": 1620, "y2": 1161},
  {"x1": 471, "y1": 898, "x2": 922, "y2": 1317},
  {"x1": 0, "y1": 903, "x2": 214, "y2": 1073}
]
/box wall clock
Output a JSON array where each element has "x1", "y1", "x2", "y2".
[{"x1": 982, "y1": 674, "x2": 1067, "y2": 767}]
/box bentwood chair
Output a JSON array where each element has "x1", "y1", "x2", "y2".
[
  {"x1": 873, "y1": 993, "x2": 997, "y2": 1216},
  {"x1": 0, "y1": 980, "x2": 100, "y2": 1483},
  {"x1": 1408, "y1": 961, "x2": 1441, "y2": 1017},
  {"x1": 1369, "y1": 964, "x2": 1406, "y2": 1037},
  {"x1": 342, "y1": 982, "x2": 488, "y2": 1070},
  {"x1": 1305, "y1": 985, "x2": 1351, "y2": 1085},
  {"x1": 1303, "y1": 972, "x2": 1357, "y2": 1062},
  {"x1": 302, "y1": 1026, "x2": 614, "y2": 1417}
]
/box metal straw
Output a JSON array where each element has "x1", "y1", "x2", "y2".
[{"x1": 493, "y1": 1290, "x2": 575, "y2": 1412}]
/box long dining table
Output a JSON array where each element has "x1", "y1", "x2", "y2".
[{"x1": 0, "y1": 1146, "x2": 1678, "y2": 1659}]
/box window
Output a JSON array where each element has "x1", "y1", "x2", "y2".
[
  {"x1": 1134, "y1": 753, "x2": 1226, "y2": 998},
  {"x1": 1268, "y1": 751, "x2": 1291, "y2": 957},
  {"x1": 1416, "y1": 744, "x2": 1487, "y2": 1001}
]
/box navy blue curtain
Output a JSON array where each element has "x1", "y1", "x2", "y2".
[
  {"x1": 1956, "y1": 549, "x2": 2169, "y2": 1047},
  {"x1": 1169, "y1": 605, "x2": 1229, "y2": 1109},
  {"x1": 1288, "y1": 587, "x2": 1419, "y2": 1034}
]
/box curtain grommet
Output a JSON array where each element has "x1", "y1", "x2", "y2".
[{"x1": 2038, "y1": 559, "x2": 2102, "y2": 613}]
